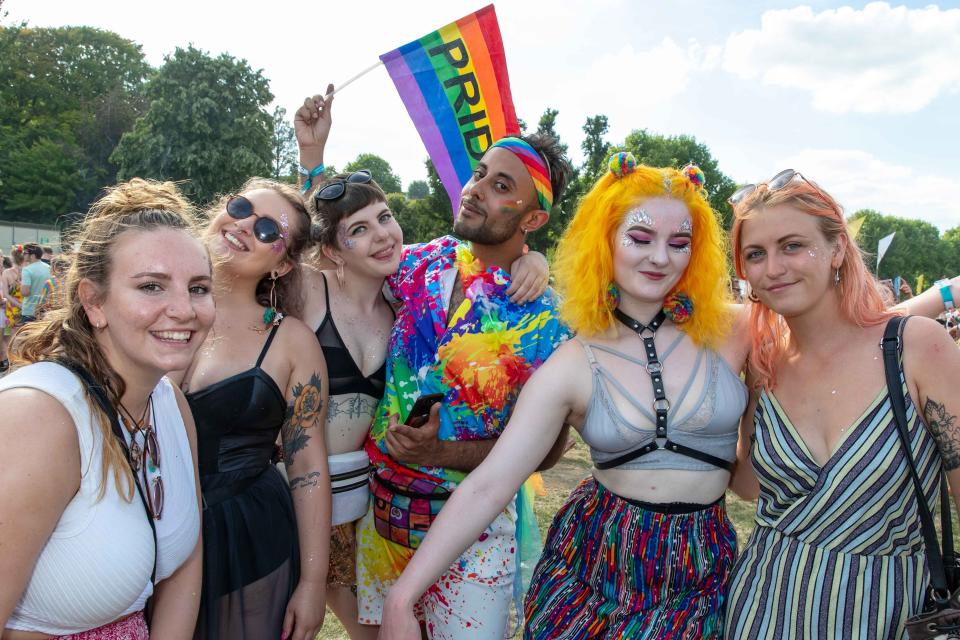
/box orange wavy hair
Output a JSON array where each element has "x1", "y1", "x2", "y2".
[
  {"x1": 554, "y1": 164, "x2": 732, "y2": 345},
  {"x1": 730, "y1": 176, "x2": 897, "y2": 390}
]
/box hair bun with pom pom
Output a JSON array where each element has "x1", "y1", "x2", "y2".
[
  {"x1": 681, "y1": 164, "x2": 706, "y2": 190},
  {"x1": 608, "y1": 152, "x2": 637, "y2": 178}
]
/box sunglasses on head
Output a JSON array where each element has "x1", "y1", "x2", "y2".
[
  {"x1": 728, "y1": 169, "x2": 828, "y2": 206},
  {"x1": 314, "y1": 170, "x2": 373, "y2": 204},
  {"x1": 226, "y1": 195, "x2": 287, "y2": 245}
]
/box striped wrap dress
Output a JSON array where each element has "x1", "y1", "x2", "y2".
[{"x1": 725, "y1": 366, "x2": 941, "y2": 639}]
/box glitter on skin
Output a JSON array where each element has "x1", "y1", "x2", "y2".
[
  {"x1": 677, "y1": 219, "x2": 692, "y2": 234},
  {"x1": 620, "y1": 208, "x2": 654, "y2": 246},
  {"x1": 338, "y1": 223, "x2": 356, "y2": 250},
  {"x1": 271, "y1": 211, "x2": 290, "y2": 254}
]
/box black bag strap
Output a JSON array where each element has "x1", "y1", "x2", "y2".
[
  {"x1": 52, "y1": 358, "x2": 158, "y2": 585},
  {"x1": 881, "y1": 316, "x2": 950, "y2": 601}
]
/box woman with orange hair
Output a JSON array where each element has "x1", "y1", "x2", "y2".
[
  {"x1": 379, "y1": 153, "x2": 755, "y2": 638},
  {"x1": 725, "y1": 170, "x2": 960, "y2": 638}
]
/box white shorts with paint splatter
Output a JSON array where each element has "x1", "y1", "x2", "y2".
[{"x1": 356, "y1": 502, "x2": 517, "y2": 639}]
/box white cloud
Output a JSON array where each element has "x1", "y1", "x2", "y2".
[
  {"x1": 536, "y1": 37, "x2": 713, "y2": 166},
  {"x1": 777, "y1": 149, "x2": 960, "y2": 230},
  {"x1": 722, "y1": 2, "x2": 960, "y2": 114}
]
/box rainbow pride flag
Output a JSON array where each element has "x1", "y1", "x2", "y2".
[{"x1": 380, "y1": 5, "x2": 520, "y2": 214}]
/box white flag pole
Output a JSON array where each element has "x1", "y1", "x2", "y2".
[{"x1": 324, "y1": 60, "x2": 385, "y2": 100}]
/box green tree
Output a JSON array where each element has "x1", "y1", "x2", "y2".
[
  {"x1": 395, "y1": 159, "x2": 452, "y2": 244},
  {"x1": 528, "y1": 108, "x2": 578, "y2": 254},
  {"x1": 111, "y1": 45, "x2": 273, "y2": 204},
  {"x1": 580, "y1": 115, "x2": 611, "y2": 185},
  {"x1": 344, "y1": 153, "x2": 402, "y2": 194},
  {"x1": 615, "y1": 129, "x2": 738, "y2": 228},
  {"x1": 0, "y1": 25, "x2": 150, "y2": 220},
  {"x1": 943, "y1": 226, "x2": 960, "y2": 278},
  {"x1": 849, "y1": 209, "x2": 947, "y2": 283},
  {"x1": 407, "y1": 180, "x2": 429, "y2": 200},
  {"x1": 271, "y1": 105, "x2": 297, "y2": 182},
  {"x1": 560, "y1": 114, "x2": 612, "y2": 216}
]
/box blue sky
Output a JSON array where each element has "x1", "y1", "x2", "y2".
[{"x1": 7, "y1": 0, "x2": 959, "y2": 230}]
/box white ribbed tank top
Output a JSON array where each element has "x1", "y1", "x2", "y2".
[{"x1": 2, "y1": 362, "x2": 199, "y2": 635}]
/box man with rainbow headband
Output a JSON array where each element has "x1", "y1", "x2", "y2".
[{"x1": 355, "y1": 134, "x2": 573, "y2": 638}]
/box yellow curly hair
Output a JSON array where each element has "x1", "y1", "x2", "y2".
[{"x1": 554, "y1": 164, "x2": 732, "y2": 346}]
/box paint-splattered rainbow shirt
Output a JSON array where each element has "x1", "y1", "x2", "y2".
[{"x1": 364, "y1": 235, "x2": 569, "y2": 489}]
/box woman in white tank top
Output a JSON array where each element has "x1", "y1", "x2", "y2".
[{"x1": 0, "y1": 179, "x2": 216, "y2": 640}]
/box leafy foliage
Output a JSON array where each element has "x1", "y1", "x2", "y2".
[
  {"x1": 111, "y1": 45, "x2": 273, "y2": 205},
  {"x1": 0, "y1": 25, "x2": 150, "y2": 222},
  {"x1": 344, "y1": 153, "x2": 402, "y2": 194},
  {"x1": 271, "y1": 106, "x2": 297, "y2": 182},
  {"x1": 849, "y1": 209, "x2": 959, "y2": 284},
  {"x1": 407, "y1": 179, "x2": 429, "y2": 200},
  {"x1": 615, "y1": 129, "x2": 738, "y2": 229}
]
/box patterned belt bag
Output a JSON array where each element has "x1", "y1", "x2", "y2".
[{"x1": 371, "y1": 467, "x2": 452, "y2": 549}]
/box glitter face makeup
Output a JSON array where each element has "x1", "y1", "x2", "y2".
[
  {"x1": 677, "y1": 219, "x2": 692, "y2": 234},
  {"x1": 620, "y1": 208, "x2": 655, "y2": 247},
  {"x1": 337, "y1": 223, "x2": 357, "y2": 250},
  {"x1": 271, "y1": 211, "x2": 290, "y2": 253}
]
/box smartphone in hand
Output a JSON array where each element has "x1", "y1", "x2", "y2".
[{"x1": 404, "y1": 393, "x2": 444, "y2": 427}]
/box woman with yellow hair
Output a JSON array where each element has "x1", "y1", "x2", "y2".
[{"x1": 379, "y1": 153, "x2": 754, "y2": 638}]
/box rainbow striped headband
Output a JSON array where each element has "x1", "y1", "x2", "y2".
[{"x1": 490, "y1": 137, "x2": 553, "y2": 211}]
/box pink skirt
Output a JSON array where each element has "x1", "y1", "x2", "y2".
[{"x1": 57, "y1": 612, "x2": 148, "y2": 639}]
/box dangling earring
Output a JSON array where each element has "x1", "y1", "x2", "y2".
[
  {"x1": 336, "y1": 261, "x2": 345, "y2": 289},
  {"x1": 262, "y1": 272, "x2": 284, "y2": 328},
  {"x1": 605, "y1": 283, "x2": 620, "y2": 310},
  {"x1": 834, "y1": 268, "x2": 841, "y2": 286},
  {"x1": 748, "y1": 291, "x2": 760, "y2": 303}
]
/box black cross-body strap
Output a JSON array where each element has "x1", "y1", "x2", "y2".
[
  {"x1": 602, "y1": 309, "x2": 735, "y2": 473},
  {"x1": 881, "y1": 316, "x2": 950, "y2": 601},
  {"x1": 52, "y1": 359, "x2": 158, "y2": 585},
  {"x1": 614, "y1": 309, "x2": 669, "y2": 436}
]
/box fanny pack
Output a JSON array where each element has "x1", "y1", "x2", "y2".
[
  {"x1": 371, "y1": 467, "x2": 452, "y2": 549},
  {"x1": 329, "y1": 450, "x2": 372, "y2": 526}
]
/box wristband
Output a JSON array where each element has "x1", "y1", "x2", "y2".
[
  {"x1": 299, "y1": 163, "x2": 325, "y2": 194},
  {"x1": 935, "y1": 279, "x2": 955, "y2": 311}
]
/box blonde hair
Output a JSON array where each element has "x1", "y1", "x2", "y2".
[
  {"x1": 11, "y1": 178, "x2": 203, "y2": 499},
  {"x1": 554, "y1": 165, "x2": 732, "y2": 345},
  {"x1": 730, "y1": 176, "x2": 896, "y2": 390}
]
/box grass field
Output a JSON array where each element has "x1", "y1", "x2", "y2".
[{"x1": 317, "y1": 437, "x2": 957, "y2": 638}]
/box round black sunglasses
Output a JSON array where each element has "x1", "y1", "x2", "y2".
[
  {"x1": 314, "y1": 170, "x2": 373, "y2": 204},
  {"x1": 226, "y1": 195, "x2": 286, "y2": 244}
]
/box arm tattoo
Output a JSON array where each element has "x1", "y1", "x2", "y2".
[
  {"x1": 289, "y1": 471, "x2": 324, "y2": 492},
  {"x1": 281, "y1": 372, "x2": 324, "y2": 467},
  {"x1": 924, "y1": 398, "x2": 960, "y2": 471}
]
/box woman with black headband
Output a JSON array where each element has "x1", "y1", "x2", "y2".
[{"x1": 178, "y1": 178, "x2": 331, "y2": 640}]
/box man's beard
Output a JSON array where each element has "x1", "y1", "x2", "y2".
[{"x1": 453, "y1": 207, "x2": 523, "y2": 246}]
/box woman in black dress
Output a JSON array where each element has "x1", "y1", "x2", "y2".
[{"x1": 180, "y1": 178, "x2": 331, "y2": 640}]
